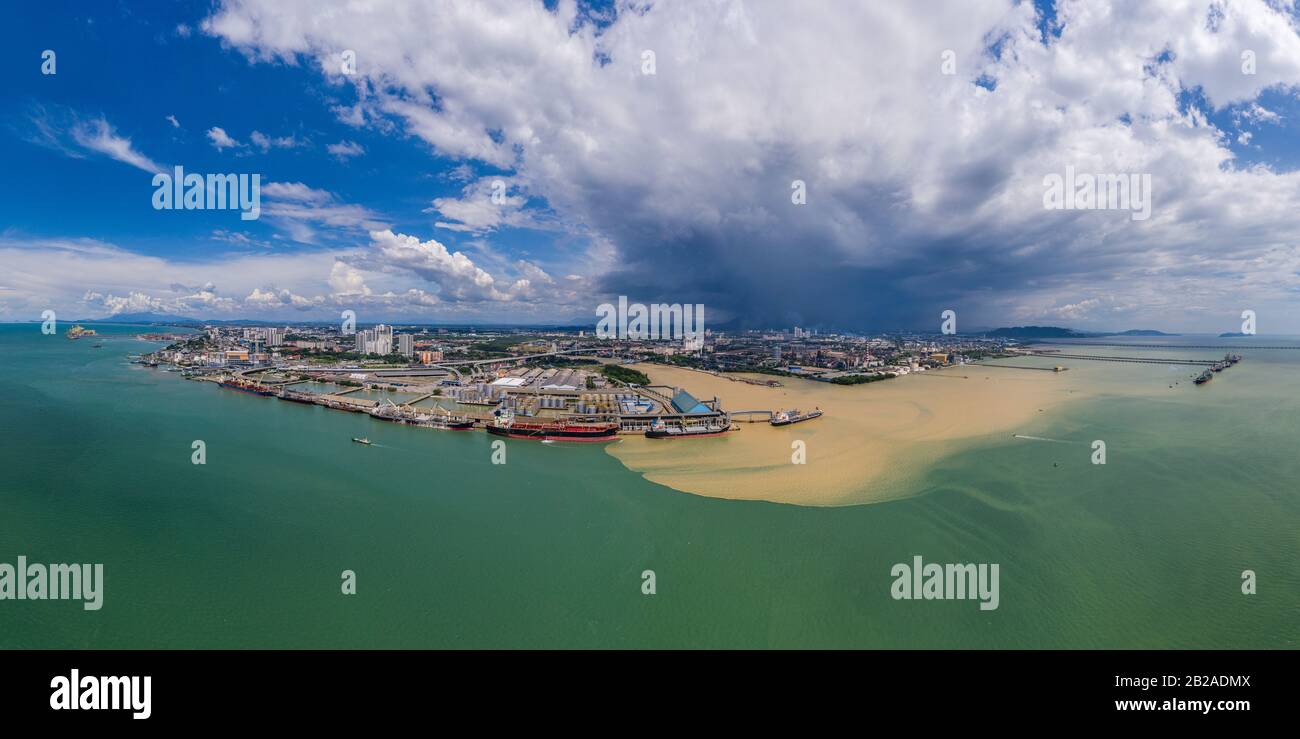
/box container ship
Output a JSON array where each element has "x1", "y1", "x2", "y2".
[
  {"x1": 770, "y1": 407, "x2": 823, "y2": 426},
  {"x1": 645, "y1": 419, "x2": 733, "y2": 439},
  {"x1": 486, "y1": 410, "x2": 618, "y2": 442},
  {"x1": 369, "y1": 400, "x2": 474, "y2": 430},
  {"x1": 218, "y1": 377, "x2": 276, "y2": 396}
]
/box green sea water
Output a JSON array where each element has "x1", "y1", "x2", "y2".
[{"x1": 0, "y1": 323, "x2": 1296, "y2": 648}]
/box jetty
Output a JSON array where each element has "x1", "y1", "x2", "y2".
[{"x1": 1026, "y1": 352, "x2": 1216, "y2": 365}]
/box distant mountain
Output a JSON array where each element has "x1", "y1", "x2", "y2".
[
  {"x1": 1218, "y1": 332, "x2": 1251, "y2": 338},
  {"x1": 983, "y1": 326, "x2": 1179, "y2": 338},
  {"x1": 984, "y1": 326, "x2": 1089, "y2": 338},
  {"x1": 84, "y1": 312, "x2": 204, "y2": 325}
]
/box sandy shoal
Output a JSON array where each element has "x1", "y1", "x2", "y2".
[{"x1": 604, "y1": 363, "x2": 1086, "y2": 506}]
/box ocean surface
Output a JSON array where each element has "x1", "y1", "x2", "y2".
[{"x1": 0, "y1": 323, "x2": 1296, "y2": 648}]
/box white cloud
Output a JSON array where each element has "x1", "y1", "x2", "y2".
[
  {"x1": 353, "y1": 229, "x2": 521, "y2": 302},
  {"x1": 326, "y1": 140, "x2": 365, "y2": 160},
  {"x1": 200, "y1": 0, "x2": 1300, "y2": 330},
  {"x1": 328, "y1": 261, "x2": 372, "y2": 296},
  {"x1": 68, "y1": 117, "x2": 164, "y2": 173},
  {"x1": 428, "y1": 176, "x2": 543, "y2": 234},
  {"x1": 250, "y1": 130, "x2": 305, "y2": 152},
  {"x1": 206, "y1": 126, "x2": 243, "y2": 151},
  {"x1": 260, "y1": 181, "x2": 389, "y2": 243}
]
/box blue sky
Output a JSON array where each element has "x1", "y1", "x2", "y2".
[
  {"x1": 3, "y1": 1, "x2": 1300, "y2": 332},
  {"x1": 2, "y1": 1, "x2": 555, "y2": 263}
]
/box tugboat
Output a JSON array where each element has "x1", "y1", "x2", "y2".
[
  {"x1": 770, "y1": 407, "x2": 823, "y2": 427},
  {"x1": 351, "y1": 437, "x2": 372, "y2": 445},
  {"x1": 486, "y1": 409, "x2": 618, "y2": 442},
  {"x1": 644, "y1": 418, "x2": 734, "y2": 439}
]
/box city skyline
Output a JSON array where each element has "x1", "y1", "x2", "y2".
[{"x1": 4, "y1": 0, "x2": 1300, "y2": 333}]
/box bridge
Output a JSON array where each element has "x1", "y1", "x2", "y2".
[{"x1": 729, "y1": 409, "x2": 774, "y2": 422}]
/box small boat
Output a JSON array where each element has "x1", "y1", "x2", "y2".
[
  {"x1": 770, "y1": 407, "x2": 823, "y2": 426},
  {"x1": 351, "y1": 437, "x2": 372, "y2": 445}
]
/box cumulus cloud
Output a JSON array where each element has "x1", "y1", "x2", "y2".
[
  {"x1": 206, "y1": 126, "x2": 242, "y2": 151},
  {"x1": 326, "y1": 140, "x2": 364, "y2": 160},
  {"x1": 199, "y1": 0, "x2": 1300, "y2": 331},
  {"x1": 0, "y1": 227, "x2": 589, "y2": 322},
  {"x1": 250, "y1": 130, "x2": 305, "y2": 152},
  {"x1": 427, "y1": 176, "x2": 550, "y2": 234},
  {"x1": 351, "y1": 229, "x2": 525, "y2": 302}
]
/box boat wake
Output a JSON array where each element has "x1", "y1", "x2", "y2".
[{"x1": 1012, "y1": 434, "x2": 1077, "y2": 444}]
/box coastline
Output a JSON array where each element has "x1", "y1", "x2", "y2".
[{"x1": 605, "y1": 361, "x2": 1086, "y2": 506}]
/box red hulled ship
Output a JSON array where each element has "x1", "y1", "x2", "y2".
[
  {"x1": 486, "y1": 410, "x2": 618, "y2": 442},
  {"x1": 218, "y1": 377, "x2": 276, "y2": 396}
]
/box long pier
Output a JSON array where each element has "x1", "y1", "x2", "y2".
[
  {"x1": 975, "y1": 364, "x2": 1065, "y2": 372},
  {"x1": 1041, "y1": 341, "x2": 1296, "y2": 350},
  {"x1": 1027, "y1": 352, "x2": 1215, "y2": 365}
]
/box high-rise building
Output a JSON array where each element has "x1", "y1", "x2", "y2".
[
  {"x1": 398, "y1": 334, "x2": 414, "y2": 357},
  {"x1": 374, "y1": 324, "x2": 393, "y2": 355},
  {"x1": 353, "y1": 325, "x2": 394, "y2": 355}
]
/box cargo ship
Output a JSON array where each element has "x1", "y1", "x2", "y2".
[
  {"x1": 218, "y1": 377, "x2": 276, "y2": 396},
  {"x1": 1194, "y1": 370, "x2": 1213, "y2": 385},
  {"x1": 770, "y1": 407, "x2": 823, "y2": 426},
  {"x1": 368, "y1": 400, "x2": 474, "y2": 430},
  {"x1": 645, "y1": 418, "x2": 733, "y2": 439},
  {"x1": 278, "y1": 387, "x2": 321, "y2": 404},
  {"x1": 486, "y1": 410, "x2": 618, "y2": 442}
]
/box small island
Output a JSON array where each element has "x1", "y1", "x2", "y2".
[{"x1": 66, "y1": 325, "x2": 97, "y2": 340}]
